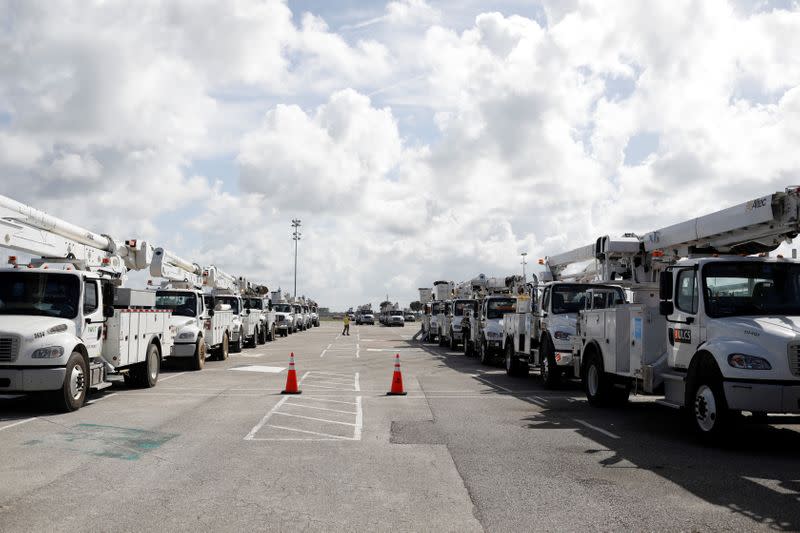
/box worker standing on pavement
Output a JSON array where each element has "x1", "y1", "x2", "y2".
[{"x1": 342, "y1": 313, "x2": 350, "y2": 336}]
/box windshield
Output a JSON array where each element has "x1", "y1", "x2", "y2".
[
  {"x1": 216, "y1": 296, "x2": 240, "y2": 314},
  {"x1": 156, "y1": 291, "x2": 197, "y2": 317},
  {"x1": 0, "y1": 272, "x2": 80, "y2": 319},
  {"x1": 391, "y1": 310, "x2": 403, "y2": 316},
  {"x1": 246, "y1": 298, "x2": 263, "y2": 310},
  {"x1": 432, "y1": 302, "x2": 443, "y2": 314},
  {"x1": 454, "y1": 300, "x2": 477, "y2": 316},
  {"x1": 486, "y1": 298, "x2": 516, "y2": 319},
  {"x1": 549, "y1": 284, "x2": 624, "y2": 314},
  {"x1": 703, "y1": 262, "x2": 800, "y2": 318},
  {"x1": 274, "y1": 304, "x2": 291, "y2": 313}
]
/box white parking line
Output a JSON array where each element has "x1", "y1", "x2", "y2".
[
  {"x1": 573, "y1": 418, "x2": 621, "y2": 439},
  {"x1": 354, "y1": 372, "x2": 360, "y2": 392},
  {"x1": 159, "y1": 372, "x2": 186, "y2": 382},
  {"x1": 273, "y1": 412, "x2": 357, "y2": 426},
  {"x1": 284, "y1": 402, "x2": 357, "y2": 415},
  {"x1": 0, "y1": 417, "x2": 36, "y2": 432},
  {"x1": 259, "y1": 424, "x2": 351, "y2": 440},
  {"x1": 298, "y1": 397, "x2": 358, "y2": 406},
  {"x1": 474, "y1": 376, "x2": 513, "y2": 393}
]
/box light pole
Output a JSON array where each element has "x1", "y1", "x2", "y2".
[
  {"x1": 292, "y1": 219, "x2": 301, "y2": 297},
  {"x1": 521, "y1": 252, "x2": 528, "y2": 281}
]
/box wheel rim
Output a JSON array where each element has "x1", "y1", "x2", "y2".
[
  {"x1": 199, "y1": 342, "x2": 206, "y2": 362},
  {"x1": 223, "y1": 335, "x2": 229, "y2": 357},
  {"x1": 694, "y1": 385, "x2": 717, "y2": 432},
  {"x1": 587, "y1": 364, "x2": 599, "y2": 397},
  {"x1": 542, "y1": 356, "x2": 549, "y2": 380},
  {"x1": 148, "y1": 347, "x2": 159, "y2": 380},
  {"x1": 69, "y1": 363, "x2": 85, "y2": 400}
]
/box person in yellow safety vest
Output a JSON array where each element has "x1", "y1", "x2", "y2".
[{"x1": 342, "y1": 314, "x2": 350, "y2": 336}]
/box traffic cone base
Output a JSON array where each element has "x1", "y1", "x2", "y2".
[
  {"x1": 282, "y1": 352, "x2": 302, "y2": 394},
  {"x1": 387, "y1": 353, "x2": 407, "y2": 395}
]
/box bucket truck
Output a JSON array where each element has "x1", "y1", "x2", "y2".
[
  {"x1": 150, "y1": 248, "x2": 235, "y2": 369},
  {"x1": 427, "y1": 281, "x2": 452, "y2": 342},
  {"x1": 441, "y1": 281, "x2": 478, "y2": 350},
  {"x1": 0, "y1": 195, "x2": 174, "y2": 411},
  {"x1": 418, "y1": 288, "x2": 432, "y2": 339},
  {"x1": 459, "y1": 275, "x2": 518, "y2": 365},
  {"x1": 204, "y1": 266, "x2": 247, "y2": 352},
  {"x1": 356, "y1": 304, "x2": 374, "y2": 325},
  {"x1": 501, "y1": 248, "x2": 626, "y2": 385},
  {"x1": 241, "y1": 282, "x2": 276, "y2": 345},
  {"x1": 310, "y1": 301, "x2": 320, "y2": 327},
  {"x1": 271, "y1": 290, "x2": 294, "y2": 337},
  {"x1": 568, "y1": 188, "x2": 800, "y2": 440}
]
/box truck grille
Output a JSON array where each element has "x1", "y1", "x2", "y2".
[
  {"x1": 0, "y1": 336, "x2": 20, "y2": 362},
  {"x1": 790, "y1": 343, "x2": 800, "y2": 377}
]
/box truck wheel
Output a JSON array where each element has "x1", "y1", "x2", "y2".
[
  {"x1": 438, "y1": 331, "x2": 446, "y2": 347},
  {"x1": 218, "y1": 333, "x2": 230, "y2": 361},
  {"x1": 55, "y1": 351, "x2": 88, "y2": 412},
  {"x1": 505, "y1": 342, "x2": 528, "y2": 377},
  {"x1": 687, "y1": 362, "x2": 731, "y2": 442},
  {"x1": 582, "y1": 350, "x2": 613, "y2": 406},
  {"x1": 257, "y1": 326, "x2": 265, "y2": 345},
  {"x1": 135, "y1": 343, "x2": 160, "y2": 388},
  {"x1": 463, "y1": 337, "x2": 472, "y2": 357},
  {"x1": 480, "y1": 340, "x2": 491, "y2": 366},
  {"x1": 449, "y1": 330, "x2": 457, "y2": 350},
  {"x1": 231, "y1": 331, "x2": 242, "y2": 353},
  {"x1": 192, "y1": 338, "x2": 206, "y2": 370},
  {"x1": 540, "y1": 338, "x2": 562, "y2": 389}
]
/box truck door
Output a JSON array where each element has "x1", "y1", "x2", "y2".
[
  {"x1": 668, "y1": 268, "x2": 701, "y2": 370},
  {"x1": 81, "y1": 279, "x2": 104, "y2": 358}
]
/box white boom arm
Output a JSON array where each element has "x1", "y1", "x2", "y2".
[
  {"x1": 204, "y1": 265, "x2": 237, "y2": 292},
  {"x1": 0, "y1": 194, "x2": 150, "y2": 275},
  {"x1": 150, "y1": 247, "x2": 203, "y2": 287}
]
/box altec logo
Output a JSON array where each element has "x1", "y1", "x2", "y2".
[
  {"x1": 745, "y1": 197, "x2": 768, "y2": 212},
  {"x1": 673, "y1": 328, "x2": 692, "y2": 344}
]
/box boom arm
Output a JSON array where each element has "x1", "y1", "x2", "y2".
[
  {"x1": 150, "y1": 247, "x2": 203, "y2": 287},
  {"x1": 0, "y1": 194, "x2": 149, "y2": 275},
  {"x1": 204, "y1": 265, "x2": 237, "y2": 292}
]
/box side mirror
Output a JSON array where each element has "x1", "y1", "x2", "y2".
[
  {"x1": 659, "y1": 300, "x2": 674, "y2": 316},
  {"x1": 208, "y1": 309, "x2": 215, "y2": 317},
  {"x1": 103, "y1": 305, "x2": 115, "y2": 318},
  {"x1": 659, "y1": 271, "x2": 673, "y2": 300}
]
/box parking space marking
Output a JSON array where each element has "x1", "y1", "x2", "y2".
[
  {"x1": 573, "y1": 418, "x2": 621, "y2": 439},
  {"x1": 0, "y1": 417, "x2": 36, "y2": 432},
  {"x1": 229, "y1": 365, "x2": 285, "y2": 373},
  {"x1": 474, "y1": 376, "x2": 513, "y2": 393},
  {"x1": 159, "y1": 372, "x2": 186, "y2": 382},
  {"x1": 274, "y1": 412, "x2": 357, "y2": 426},
  {"x1": 284, "y1": 402, "x2": 357, "y2": 415}
]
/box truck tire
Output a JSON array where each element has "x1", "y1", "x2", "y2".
[
  {"x1": 449, "y1": 330, "x2": 457, "y2": 350},
  {"x1": 582, "y1": 349, "x2": 614, "y2": 406},
  {"x1": 540, "y1": 337, "x2": 562, "y2": 389},
  {"x1": 257, "y1": 326, "x2": 266, "y2": 345},
  {"x1": 439, "y1": 331, "x2": 446, "y2": 347},
  {"x1": 217, "y1": 333, "x2": 230, "y2": 361},
  {"x1": 480, "y1": 340, "x2": 491, "y2": 366},
  {"x1": 463, "y1": 337, "x2": 472, "y2": 357},
  {"x1": 686, "y1": 358, "x2": 731, "y2": 442},
  {"x1": 231, "y1": 330, "x2": 242, "y2": 353},
  {"x1": 192, "y1": 338, "x2": 206, "y2": 370},
  {"x1": 505, "y1": 342, "x2": 528, "y2": 377},
  {"x1": 134, "y1": 343, "x2": 160, "y2": 388},
  {"x1": 54, "y1": 351, "x2": 88, "y2": 412}
]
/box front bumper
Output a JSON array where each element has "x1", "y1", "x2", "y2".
[
  {"x1": 724, "y1": 381, "x2": 800, "y2": 413},
  {"x1": 171, "y1": 342, "x2": 197, "y2": 358},
  {"x1": 0, "y1": 367, "x2": 66, "y2": 392},
  {"x1": 277, "y1": 324, "x2": 290, "y2": 331}
]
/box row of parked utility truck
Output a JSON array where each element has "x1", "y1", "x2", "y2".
[
  {"x1": 0, "y1": 194, "x2": 320, "y2": 412},
  {"x1": 419, "y1": 187, "x2": 800, "y2": 441}
]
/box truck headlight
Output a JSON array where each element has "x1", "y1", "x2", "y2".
[
  {"x1": 554, "y1": 331, "x2": 571, "y2": 341},
  {"x1": 728, "y1": 353, "x2": 772, "y2": 370},
  {"x1": 179, "y1": 332, "x2": 196, "y2": 340},
  {"x1": 32, "y1": 346, "x2": 64, "y2": 359}
]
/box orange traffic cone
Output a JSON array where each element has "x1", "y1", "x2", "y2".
[
  {"x1": 387, "y1": 353, "x2": 407, "y2": 396},
  {"x1": 282, "y1": 352, "x2": 302, "y2": 395}
]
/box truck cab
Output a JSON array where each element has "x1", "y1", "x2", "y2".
[
  {"x1": 477, "y1": 295, "x2": 516, "y2": 365},
  {"x1": 293, "y1": 304, "x2": 305, "y2": 332},
  {"x1": 273, "y1": 303, "x2": 294, "y2": 337},
  {"x1": 0, "y1": 268, "x2": 173, "y2": 411},
  {"x1": 536, "y1": 282, "x2": 625, "y2": 387},
  {"x1": 214, "y1": 294, "x2": 246, "y2": 352},
  {"x1": 243, "y1": 297, "x2": 275, "y2": 345},
  {"x1": 311, "y1": 305, "x2": 320, "y2": 327},
  {"x1": 388, "y1": 310, "x2": 405, "y2": 327},
  {"x1": 428, "y1": 301, "x2": 443, "y2": 342},
  {"x1": 444, "y1": 299, "x2": 477, "y2": 350}
]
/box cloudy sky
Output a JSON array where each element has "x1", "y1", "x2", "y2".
[{"x1": 1, "y1": 0, "x2": 799, "y2": 309}]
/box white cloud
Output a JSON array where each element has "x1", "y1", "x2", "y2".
[{"x1": 2, "y1": 0, "x2": 800, "y2": 309}]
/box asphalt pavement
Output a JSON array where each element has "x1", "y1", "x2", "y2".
[{"x1": 1, "y1": 323, "x2": 799, "y2": 532}]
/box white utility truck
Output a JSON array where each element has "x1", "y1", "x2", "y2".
[
  {"x1": 567, "y1": 188, "x2": 800, "y2": 439},
  {"x1": 418, "y1": 288, "x2": 432, "y2": 339},
  {"x1": 460, "y1": 276, "x2": 518, "y2": 365},
  {"x1": 205, "y1": 266, "x2": 247, "y2": 353},
  {"x1": 0, "y1": 195, "x2": 174, "y2": 411},
  {"x1": 441, "y1": 281, "x2": 478, "y2": 350},
  {"x1": 271, "y1": 290, "x2": 294, "y2": 337},
  {"x1": 242, "y1": 291, "x2": 276, "y2": 345},
  {"x1": 428, "y1": 281, "x2": 452, "y2": 342},
  {"x1": 238, "y1": 278, "x2": 271, "y2": 348},
  {"x1": 150, "y1": 247, "x2": 234, "y2": 369},
  {"x1": 310, "y1": 301, "x2": 320, "y2": 327}
]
